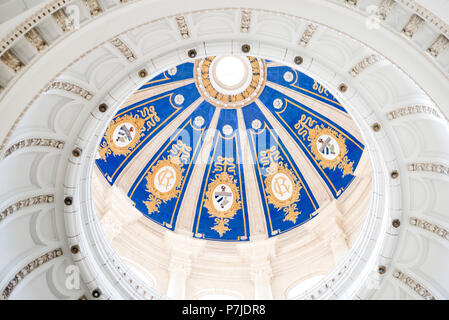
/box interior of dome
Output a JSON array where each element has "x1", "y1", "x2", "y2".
[{"x1": 92, "y1": 55, "x2": 371, "y2": 297}]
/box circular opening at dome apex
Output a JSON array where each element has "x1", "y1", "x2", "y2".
[{"x1": 214, "y1": 56, "x2": 247, "y2": 87}]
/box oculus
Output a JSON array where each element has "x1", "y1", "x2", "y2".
[{"x1": 194, "y1": 56, "x2": 266, "y2": 109}]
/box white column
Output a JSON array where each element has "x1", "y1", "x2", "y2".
[
  {"x1": 166, "y1": 256, "x2": 191, "y2": 299},
  {"x1": 251, "y1": 261, "x2": 273, "y2": 300}
]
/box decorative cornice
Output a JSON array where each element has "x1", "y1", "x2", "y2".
[
  {"x1": 299, "y1": 24, "x2": 318, "y2": 47},
  {"x1": 110, "y1": 38, "x2": 136, "y2": 62},
  {"x1": 240, "y1": 9, "x2": 252, "y2": 33},
  {"x1": 377, "y1": 0, "x2": 396, "y2": 21},
  {"x1": 396, "y1": 0, "x2": 449, "y2": 39},
  {"x1": 345, "y1": 0, "x2": 358, "y2": 6},
  {"x1": 52, "y1": 8, "x2": 72, "y2": 33},
  {"x1": 410, "y1": 217, "x2": 449, "y2": 241},
  {"x1": 0, "y1": 194, "x2": 54, "y2": 223},
  {"x1": 402, "y1": 14, "x2": 425, "y2": 38},
  {"x1": 408, "y1": 163, "x2": 449, "y2": 175},
  {"x1": 387, "y1": 105, "x2": 441, "y2": 120},
  {"x1": 83, "y1": 0, "x2": 103, "y2": 17},
  {"x1": 46, "y1": 81, "x2": 93, "y2": 100},
  {"x1": 349, "y1": 54, "x2": 382, "y2": 77},
  {"x1": 0, "y1": 50, "x2": 25, "y2": 73},
  {"x1": 175, "y1": 16, "x2": 190, "y2": 39},
  {"x1": 0, "y1": 0, "x2": 74, "y2": 55},
  {"x1": 392, "y1": 270, "x2": 436, "y2": 300},
  {"x1": 1, "y1": 248, "x2": 63, "y2": 300},
  {"x1": 24, "y1": 29, "x2": 48, "y2": 52},
  {"x1": 4, "y1": 138, "x2": 65, "y2": 158},
  {"x1": 427, "y1": 35, "x2": 449, "y2": 58}
]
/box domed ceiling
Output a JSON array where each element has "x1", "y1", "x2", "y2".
[{"x1": 95, "y1": 56, "x2": 365, "y2": 242}]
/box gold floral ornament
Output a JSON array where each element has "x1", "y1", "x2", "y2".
[
  {"x1": 98, "y1": 106, "x2": 160, "y2": 160},
  {"x1": 295, "y1": 115, "x2": 354, "y2": 177},
  {"x1": 204, "y1": 171, "x2": 241, "y2": 237},
  {"x1": 144, "y1": 158, "x2": 184, "y2": 215},
  {"x1": 143, "y1": 140, "x2": 191, "y2": 215},
  {"x1": 263, "y1": 160, "x2": 302, "y2": 223}
]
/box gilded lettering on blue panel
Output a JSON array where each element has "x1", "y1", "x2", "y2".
[
  {"x1": 242, "y1": 103, "x2": 319, "y2": 236},
  {"x1": 95, "y1": 82, "x2": 200, "y2": 185},
  {"x1": 193, "y1": 109, "x2": 249, "y2": 241},
  {"x1": 259, "y1": 86, "x2": 364, "y2": 198},
  {"x1": 127, "y1": 102, "x2": 215, "y2": 230},
  {"x1": 267, "y1": 65, "x2": 346, "y2": 113},
  {"x1": 138, "y1": 62, "x2": 194, "y2": 91}
]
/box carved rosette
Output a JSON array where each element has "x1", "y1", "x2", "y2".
[
  {"x1": 410, "y1": 217, "x2": 449, "y2": 241},
  {"x1": 393, "y1": 270, "x2": 436, "y2": 300},
  {"x1": 46, "y1": 81, "x2": 93, "y2": 100},
  {"x1": 349, "y1": 54, "x2": 382, "y2": 77},
  {"x1": 110, "y1": 38, "x2": 136, "y2": 62},
  {"x1": 387, "y1": 105, "x2": 441, "y2": 120}
]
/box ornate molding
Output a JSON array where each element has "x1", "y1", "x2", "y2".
[
  {"x1": 387, "y1": 105, "x2": 441, "y2": 120},
  {"x1": 0, "y1": 85, "x2": 4, "y2": 94},
  {"x1": 0, "y1": 0, "x2": 74, "y2": 55},
  {"x1": 410, "y1": 217, "x2": 449, "y2": 241},
  {"x1": 241, "y1": 9, "x2": 252, "y2": 33},
  {"x1": 0, "y1": 50, "x2": 25, "y2": 73},
  {"x1": 396, "y1": 0, "x2": 449, "y2": 39},
  {"x1": 83, "y1": 0, "x2": 103, "y2": 17},
  {"x1": 1, "y1": 249, "x2": 63, "y2": 300},
  {"x1": 299, "y1": 24, "x2": 318, "y2": 47},
  {"x1": 110, "y1": 38, "x2": 136, "y2": 62},
  {"x1": 349, "y1": 54, "x2": 382, "y2": 77},
  {"x1": 377, "y1": 0, "x2": 396, "y2": 21},
  {"x1": 427, "y1": 35, "x2": 449, "y2": 58},
  {"x1": 402, "y1": 14, "x2": 425, "y2": 38},
  {"x1": 0, "y1": 194, "x2": 55, "y2": 223},
  {"x1": 46, "y1": 81, "x2": 93, "y2": 100},
  {"x1": 345, "y1": 0, "x2": 358, "y2": 6},
  {"x1": 408, "y1": 163, "x2": 449, "y2": 175},
  {"x1": 24, "y1": 29, "x2": 48, "y2": 52},
  {"x1": 52, "y1": 8, "x2": 73, "y2": 33},
  {"x1": 175, "y1": 16, "x2": 190, "y2": 39},
  {"x1": 392, "y1": 270, "x2": 436, "y2": 300},
  {"x1": 4, "y1": 138, "x2": 65, "y2": 158}
]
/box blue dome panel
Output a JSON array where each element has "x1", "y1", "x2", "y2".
[
  {"x1": 138, "y1": 62, "x2": 194, "y2": 91},
  {"x1": 127, "y1": 102, "x2": 216, "y2": 230},
  {"x1": 95, "y1": 83, "x2": 200, "y2": 185},
  {"x1": 258, "y1": 86, "x2": 364, "y2": 198},
  {"x1": 267, "y1": 65, "x2": 346, "y2": 113},
  {"x1": 192, "y1": 109, "x2": 250, "y2": 241},
  {"x1": 242, "y1": 103, "x2": 319, "y2": 237}
]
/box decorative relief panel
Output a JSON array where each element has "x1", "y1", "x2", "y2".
[
  {"x1": 377, "y1": 0, "x2": 395, "y2": 20},
  {"x1": 241, "y1": 10, "x2": 251, "y2": 33},
  {"x1": 410, "y1": 217, "x2": 449, "y2": 241},
  {"x1": 110, "y1": 38, "x2": 136, "y2": 62},
  {"x1": 427, "y1": 35, "x2": 449, "y2": 58},
  {"x1": 0, "y1": 50, "x2": 25, "y2": 73},
  {"x1": 52, "y1": 8, "x2": 73, "y2": 33},
  {"x1": 402, "y1": 14, "x2": 425, "y2": 38},
  {"x1": 0, "y1": 195, "x2": 54, "y2": 223},
  {"x1": 0, "y1": 0, "x2": 74, "y2": 54},
  {"x1": 387, "y1": 105, "x2": 441, "y2": 120},
  {"x1": 83, "y1": 0, "x2": 103, "y2": 17},
  {"x1": 298, "y1": 24, "x2": 318, "y2": 47},
  {"x1": 1, "y1": 248, "x2": 63, "y2": 300},
  {"x1": 175, "y1": 16, "x2": 190, "y2": 39},
  {"x1": 392, "y1": 270, "x2": 436, "y2": 300},
  {"x1": 4, "y1": 138, "x2": 65, "y2": 158},
  {"x1": 349, "y1": 54, "x2": 382, "y2": 77},
  {"x1": 24, "y1": 29, "x2": 48, "y2": 52},
  {"x1": 345, "y1": 0, "x2": 358, "y2": 6},
  {"x1": 46, "y1": 81, "x2": 93, "y2": 100},
  {"x1": 408, "y1": 163, "x2": 449, "y2": 176}
]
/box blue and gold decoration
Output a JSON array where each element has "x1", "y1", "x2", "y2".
[
  {"x1": 242, "y1": 103, "x2": 319, "y2": 236},
  {"x1": 96, "y1": 55, "x2": 365, "y2": 241},
  {"x1": 193, "y1": 109, "x2": 250, "y2": 241}
]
